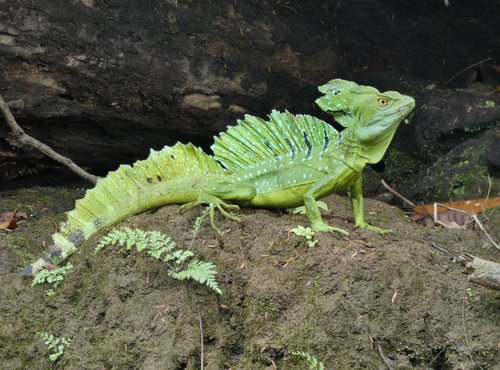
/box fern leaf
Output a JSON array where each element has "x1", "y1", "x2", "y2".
[
  {"x1": 169, "y1": 260, "x2": 221, "y2": 294},
  {"x1": 169, "y1": 250, "x2": 194, "y2": 265},
  {"x1": 96, "y1": 227, "x2": 221, "y2": 294},
  {"x1": 292, "y1": 351, "x2": 325, "y2": 370}
]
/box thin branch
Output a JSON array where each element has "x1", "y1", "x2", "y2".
[
  {"x1": 376, "y1": 344, "x2": 394, "y2": 370},
  {"x1": 380, "y1": 179, "x2": 416, "y2": 207},
  {"x1": 0, "y1": 94, "x2": 99, "y2": 184},
  {"x1": 427, "y1": 346, "x2": 448, "y2": 368},
  {"x1": 459, "y1": 253, "x2": 500, "y2": 291},
  {"x1": 442, "y1": 57, "x2": 491, "y2": 87},
  {"x1": 281, "y1": 245, "x2": 308, "y2": 268},
  {"x1": 430, "y1": 242, "x2": 455, "y2": 257},
  {"x1": 431, "y1": 243, "x2": 500, "y2": 291},
  {"x1": 197, "y1": 304, "x2": 204, "y2": 370},
  {"x1": 461, "y1": 295, "x2": 477, "y2": 367},
  {"x1": 471, "y1": 214, "x2": 499, "y2": 250},
  {"x1": 480, "y1": 174, "x2": 492, "y2": 210}
]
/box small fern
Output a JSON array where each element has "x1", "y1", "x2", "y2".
[
  {"x1": 37, "y1": 332, "x2": 72, "y2": 362},
  {"x1": 96, "y1": 227, "x2": 221, "y2": 294},
  {"x1": 290, "y1": 226, "x2": 318, "y2": 247},
  {"x1": 31, "y1": 263, "x2": 74, "y2": 296},
  {"x1": 192, "y1": 206, "x2": 210, "y2": 234},
  {"x1": 292, "y1": 351, "x2": 325, "y2": 370},
  {"x1": 170, "y1": 260, "x2": 221, "y2": 295}
]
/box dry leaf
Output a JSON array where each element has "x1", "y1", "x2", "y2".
[
  {"x1": 413, "y1": 197, "x2": 500, "y2": 215},
  {"x1": 411, "y1": 210, "x2": 473, "y2": 229},
  {"x1": 0, "y1": 208, "x2": 27, "y2": 230},
  {"x1": 412, "y1": 197, "x2": 499, "y2": 229}
]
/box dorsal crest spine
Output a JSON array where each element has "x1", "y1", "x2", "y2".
[{"x1": 212, "y1": 110, "x2": 338, "y2": 172}]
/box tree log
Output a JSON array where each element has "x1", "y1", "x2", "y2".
[{"x1": 459, "y1": 253, "x2": 500, "y2": 291}]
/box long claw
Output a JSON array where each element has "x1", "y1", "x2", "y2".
[
  {"x1": 221, "y1": 201, "x2": 240, "y2": 211},
  {"x1": 209, "y1": 206, "x2": 222, "y2": 235},
  {"x1": 311, "y1": 221, "x2": 349, "y2": 236},
  {"x1": 357, "y1": 222, "x2": 393, "y2": 234},
  {"x1": 216, "y1": 203, "x2": 241, "y2": 222},
  {"x1": 182, "y1": 193, "x2": 241, "y2": 232}
]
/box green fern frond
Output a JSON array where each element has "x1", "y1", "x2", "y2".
[
  {"x1": 96, "y1": 227, "x2": 221, "y2": 294},
  {"x1": 37, "y1": 332, "x2": 72, "y2": 362},
  {"x1": 169, "y1": 250, "x2": 194, "y2": 265},
  {"x1": 292, "y1": 351, "x2": 325, "y2": 370},
  {"x1": 31, "y1": 263, "x2": 74, "y2": 296},
  {"x1": 192, "y1": 206, "x2": 211, "y2": 233},
  {"x1": 169, "y1": 260, "x2": 222, "y2": 295},
  {"x1": 96, "y1": 228, "x2": 176, "y2": 255}
]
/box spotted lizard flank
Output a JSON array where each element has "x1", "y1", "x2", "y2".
[{"x1": 20, "y1": 79, "x2": 415, "y2": 275}]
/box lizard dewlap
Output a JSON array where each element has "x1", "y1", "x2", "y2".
[{"x1": 21, "y1": 79, "x2": 415, "y2": 275}]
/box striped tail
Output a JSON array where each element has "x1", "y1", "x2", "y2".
[{"x1": 19, "y1": 143, "x2": 224, "y2": 275}]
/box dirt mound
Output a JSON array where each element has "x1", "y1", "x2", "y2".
[{"x1": 0, "y1": 187, "x2": 499, "y2": 369}]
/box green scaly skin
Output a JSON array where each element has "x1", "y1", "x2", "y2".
[{"x1": 20, "y1": 79, "x2": 415, "y2": 275}]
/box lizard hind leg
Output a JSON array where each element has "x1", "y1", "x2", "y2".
[{"x1": 181, "y1": 182, "x2": 256, "y2": 233}]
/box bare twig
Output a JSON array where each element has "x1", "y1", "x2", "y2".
[
  {"x1": 471, "y1": 214, "x2": 499, "y2": 250},
  {"x1": 380, "y1": 179, "x2": 416, "y2": 207},
  {"x1": 376, "y1": 344, "x2": 394, "y2": 370},
  {"x1": 480, "y1": 174, "x2": 492, "y2": 210},
  {"x1": 281, "y1": 245, "x2": 308, "y2": 268},
  {"x1": 430, "y1": 242, "x2": 455, "y2": 257},
  {"x1": 461, "y1": 295, "x2": 477, "y2": 367},
  {"x1": 442, "y1": 57, "x2": 491, "y2": 87},
  {"x1": 341, "y1": 235, "x2": 377, "y2": 250},
  {"x1": 0, "y1": 94, "x2": 99, "y2": 184},
  {"x1": 270, "y1": 359, "x2": 277, "y2": 370},
  {"x1": 197, "y1": 304, "x2": 204, "y2": 370},
  {"x1": 430, "y1": 244, "x2": 500, "y2": 291},
  {"x1": 427, "y1": 346, "x2": 448, "y2": 367}
]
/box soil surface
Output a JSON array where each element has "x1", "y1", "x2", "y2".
[{"x1": 0, "y1": 186, "x2": 499, "y2": 369}]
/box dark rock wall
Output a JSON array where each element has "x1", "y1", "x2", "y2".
[
  {"x1": 333, "y1": 0, "x2": 499, "y2": 82},
  {"x1": 1, "y1": 0, "x2": 339, "y2": 170}
]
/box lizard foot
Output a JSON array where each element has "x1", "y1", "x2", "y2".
[
  {"x1": 356, "y1": 222, "x2": 392, "y2": 234},
  {"x1": 311, "y1": 221, "x2": 349, "y2": 236},
  {"x1": 206, "y1": 202, "x2": 241, "y2": 234},
  {"x1": 181, "y1": 194, "x2": 241, "y2": 234},
  {"x1": 211, "y1": 201, "x2": 240, "y2": 222}
]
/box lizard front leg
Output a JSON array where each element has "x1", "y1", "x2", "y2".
[
  {"x1": 303, "y1": 174, "x2": 349, "y2": 236},
  {"x1": 349, "y1": 174, "x2": 392, "y2": 234}
]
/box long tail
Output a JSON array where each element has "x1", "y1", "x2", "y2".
[{"x1": 19, "y1": 143, "x2": 224, "y2": 275}]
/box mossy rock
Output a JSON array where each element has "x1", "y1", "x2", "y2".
[{"x1": 386, "y1": 126, "x2": 499, "y2": 202}]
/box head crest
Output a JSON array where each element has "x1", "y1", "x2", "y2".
[{"x1": 315, "y1": 79, "x2": 378, "y2": 127}]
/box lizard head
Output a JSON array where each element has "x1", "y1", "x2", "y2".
[{"x1": 315, "y1": 79, "x2": 415, "y2": 163}]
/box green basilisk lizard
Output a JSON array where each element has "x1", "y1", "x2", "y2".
[{"x1": 20, "y1": 79, "x2": 415, "y2": 275}]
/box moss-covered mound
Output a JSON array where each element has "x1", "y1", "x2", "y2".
[{"x1": 1, "y1": 187, "x2": 498, "y2": 369}]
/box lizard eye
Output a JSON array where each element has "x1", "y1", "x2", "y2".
[{"x1": 377, "y1": 98, "x2": 390, "y2": 106}]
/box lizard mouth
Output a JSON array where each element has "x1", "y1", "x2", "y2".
[
  {"x1": 404, "y1": 110, "x2": 416, "y2": 124},
  {"x1": 371, "y1": 99, "x2": 415, "y2": 125}
]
